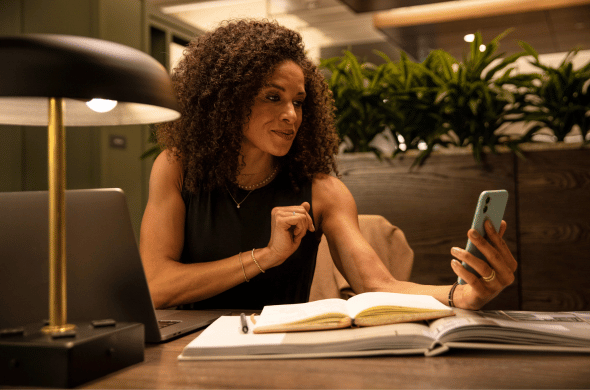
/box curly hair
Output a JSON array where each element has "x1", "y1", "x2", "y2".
[{"x1": 157, "y1": 19, "x2": 340, "y2": 193}]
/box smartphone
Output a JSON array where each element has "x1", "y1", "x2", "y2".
[{"x1": 457, "y1": 190, "x2": 508, "y2": 285}]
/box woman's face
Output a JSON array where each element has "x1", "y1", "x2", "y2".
[{"x1": 242, "y1": 60, "x2": 306, "y2": 158}]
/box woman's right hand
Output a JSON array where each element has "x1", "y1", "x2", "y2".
[{"x1": 266, "y1": 202, "x2": 315, "y2": 267}]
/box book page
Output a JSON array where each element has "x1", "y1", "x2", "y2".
[
  {"x1": 180, "y1": 316, "x2": 434, "y2": 360},
  {"x1": 430, "y1": 309, "x2": 590, "y2": 347},
  {"x1": 180, "y1": 316, "x2": 286, "y2": 357},
  {"x1": 253, "y1": 298, "x2": 349, "y2": 329},
  {"x1": 346, "y1": 292, "x2": 452, "y2": 319}
]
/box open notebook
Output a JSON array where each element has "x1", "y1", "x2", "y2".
[{"x1": 0, "y1": 188, "x2": 228, "y2": 342}]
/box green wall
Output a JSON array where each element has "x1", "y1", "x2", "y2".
[{"x1": 0, "y1": 0, "x2": 198, "y2": 237}]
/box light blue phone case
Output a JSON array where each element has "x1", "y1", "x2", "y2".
[{"x1": 458, "y1": 190, "x2": 508, "y2": 285}]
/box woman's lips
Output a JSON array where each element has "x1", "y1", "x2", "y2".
[{"x1": 272, "y1": 129, "x2": 295, "y2": 141}]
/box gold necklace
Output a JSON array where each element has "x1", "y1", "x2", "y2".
[
  {"x1": 228, "y1": 165, "x2": 278, "y2": 209},
  {"x1": 226, "y1": 186, "x2": 254, "y2": 209},
  {"x1": 238, "y1": 166, "x2": 278, "y2": 190}
]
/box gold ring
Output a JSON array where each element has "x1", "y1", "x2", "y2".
[{"x1": 482, "y1": 269, "x2": 496, "y2": 282}]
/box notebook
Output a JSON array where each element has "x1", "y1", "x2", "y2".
[{"x1": 0, "y1": 188, "x2": 228, "y2": 342}]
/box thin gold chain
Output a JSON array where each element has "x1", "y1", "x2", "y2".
[
  {"x1": 226, "y1": 186, "x2": 254, "y2": 209},
  {"x1": 228, "y1": 165, "x2": 279, "y2": 209}
]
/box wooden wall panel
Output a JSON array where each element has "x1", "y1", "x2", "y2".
[
  {"x1": 517, "y1": 147, "x2": 590, "y2": 311},
  {"x1": 337, "y1": 151, "x2": 519, "y2": 310}
]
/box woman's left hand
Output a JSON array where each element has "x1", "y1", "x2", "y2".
[{"x1": 450, "y1": 220, "x2": 518, "y2": 310}]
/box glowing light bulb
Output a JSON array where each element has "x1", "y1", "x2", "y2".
[
  {"x1": 464, "y1": 34, "x2": 475, "y2": 43},
  {"x1": 479, "y1": 44, "x2": 486, "y2": 52},
  {"x1": 86, "y1": 98, "x2": 118, "y2": 113}
]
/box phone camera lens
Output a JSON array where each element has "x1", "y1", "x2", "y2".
[
  {"x1": 483, "y1": 206, "x2": 488, "y2": 213},
  {"x1": 486, "y1": 197, "x2": 490, "y2": 204}
]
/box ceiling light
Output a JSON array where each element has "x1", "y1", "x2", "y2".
[
  {"x1": 464, "y1": 34, "x2": 475, "y2": 42},
  {"x1": 373, "y1": 0, "x2": 590, "y2": 28}
]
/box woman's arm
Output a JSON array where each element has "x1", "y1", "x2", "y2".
[
  {"x1": 139, "y1": 152, "x2": 257, "y2": 308},
  {"x1": 140, "y1": 152, "x2": 315, "y2": 308},
  {"x1": 312, "y1": 174, "x2": 517, "y2": 310}
]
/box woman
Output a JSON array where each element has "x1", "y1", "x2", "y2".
[{"x1": 140, "y1": 19, "x2": 517, "y2": 311}]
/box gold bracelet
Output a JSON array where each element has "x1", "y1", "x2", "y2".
[
  {"x1": 239, "y1": 252, "x2": 249, "y2": 282},
  {"x1": 251, "y1": 248, "x2": 265, "y2": 273},
  {"x1": 448, "y1": 281, "x2": 459, "y2": 308}
]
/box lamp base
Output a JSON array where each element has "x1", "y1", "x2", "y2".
[{"x1": 0, "y1": 321, "x2": 144, "y2": 388}]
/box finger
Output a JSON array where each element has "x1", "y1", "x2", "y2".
[
  {"x1": 300, "y1": 202, "x2": 315, "y2": 232},
  {"x1": 452, "y1": 247, "x2": 495, "y2": 283},
  {"x1": 483, "y1": 220, "x2": 517, "y2": 273},
  {"x1": 498, "y1": 220, "x2": 507, "y2": 238},
  {"x1": 291, "y1": 204, "x2": 315, "y2": 232},
  {"x1": 483, "y1": 219, "x2": 504, "y2": 243},
  {"x1": 451, "y1": 259, "x2": 483, "y2": 288},
  {"x1": 282, "y1": 212, "x2": 312, "y2": 238},
  {"x1": 462, "y1": 230, "x2": 516, "y2": 286},
  {"x1": 467, "y1": 228, "x2": 502, "y2": 268}
]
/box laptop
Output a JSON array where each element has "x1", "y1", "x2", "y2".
[{"x1": 0, "y1": 188, "x2": 228, "y2": 342}]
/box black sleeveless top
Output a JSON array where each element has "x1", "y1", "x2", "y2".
[{"x1": 179, "y1": 169, "x2": 320, "y2": 310}]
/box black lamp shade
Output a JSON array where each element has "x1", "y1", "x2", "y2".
[{"x1": 0, "y1": 34, "x2": 180, "y2": 126}]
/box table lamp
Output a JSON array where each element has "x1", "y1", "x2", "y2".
[{"x1": 0, "y1": 34, "x2": 180, "y2": 387}]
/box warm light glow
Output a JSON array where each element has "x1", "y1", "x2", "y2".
[
  {"x1": 373, "y1": 0, "x2": 590, "y2": 29},
  {"x1": 479, "y1": 44, "x2": 486, "y2": 52},
  {"x1": 86, "y1": 98, "x2": 118, "y2": 113},
  {"x1": 464, "y1": 34, "x2": 475, "y2": 42}
]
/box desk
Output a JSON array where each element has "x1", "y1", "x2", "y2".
[{"x1": 81, "y1": 329, "x2": 590, "y2": 389}]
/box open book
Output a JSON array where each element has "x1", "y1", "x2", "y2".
[
  {"x1": 252, "y1": 292, "x2": 454, "y2": 333},
  {"x1": 178, "y1": 310, "x2": 590, "y2": 360}
]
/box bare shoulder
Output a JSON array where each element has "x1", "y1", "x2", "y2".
[
  {"x1": 150, "y1": 149, "x2": 184, "y2": 193},
  {"x1": 312, "y1": 173, "x2": 355, "y2": 203},
  {"x1": 152, "y1": 149, "x2": 183, "y2": 175},
  {"x1": 311, "y1": 173, "x2": 358, "y2": 232}
]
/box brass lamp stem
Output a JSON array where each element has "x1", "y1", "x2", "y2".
[{"x1": 42, "y1": 97, "x2": 75, "y2": 334}]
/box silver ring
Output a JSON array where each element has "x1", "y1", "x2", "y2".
[
  {"x1": 482, "y1": 269, "x2": 496, "y2": 282},
  {"x1": 293, "y1": 211, "x2": 296, "y2": 216}
]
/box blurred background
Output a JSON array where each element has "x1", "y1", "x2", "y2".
[
  {"x1": 1, "y1": 0, "x2": 589, "y2": 238},
  {"x1": 149, "y1": 0, "x2": 590, "y2": 66}
]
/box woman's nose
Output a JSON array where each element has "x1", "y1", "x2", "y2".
[{"x1": 280, "y1": 103, "x2": 297, "y2": 123}]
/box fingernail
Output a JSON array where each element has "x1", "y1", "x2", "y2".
[
  {"x1": 451, "y1": 247, "x2": 462, "y2": 255},
  {"x1": 451, "y1": 259, "x2": 461, "y2": 267},
  {"x1": 470, "y1": 229, "x2": 480, "y2": 239}
]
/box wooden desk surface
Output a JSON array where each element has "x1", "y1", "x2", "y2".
[{"x1": 81, "y1": 329, "x2": 590, "y2": 389}]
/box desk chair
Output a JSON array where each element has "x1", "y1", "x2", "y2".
[{"x1": 309, "y1": 214, "x2": 414, "y2": 301}]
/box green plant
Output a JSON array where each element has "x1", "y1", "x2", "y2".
[
  {"x1": 321, "y1": 30, "x2": 531, "y2": 165},
  {"x1": 378, "y1": 50, "x2": 449, "y2": 163},
  {"x1": 321, "y1": 49, "x2": 449, "y2": 159},
  {"x1": 430, "y1": 30, "x2": 529, "y2": 163},
  {"x1": 319, "y1": 52, "x2": 389, "y2": 152},
  {"x1": 516, "y1": 44, "x2": 590, "y2": 143}
]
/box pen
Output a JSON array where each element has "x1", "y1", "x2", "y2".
[{"x1": 240, "y1": 313, "x2": 249, "y2": 334}]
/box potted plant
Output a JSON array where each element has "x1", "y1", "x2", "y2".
[
  {"x1": 319, "y1": 51, "x2": 390, "y2": 153},
  {"x1": 320, "y1": 34, "x2": 590, "y2": 312},
  {"x1": 515, "y1": 44, "x2": 590, "y2": 144},
  {"x1": 321, "y1": 30, "x2": 531, "y2": 165}
]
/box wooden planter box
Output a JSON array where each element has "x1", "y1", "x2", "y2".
[{"x1": 336, "y1": 144, "x2": 590, "y2": 311}]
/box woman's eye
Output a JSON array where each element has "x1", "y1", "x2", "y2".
[
  {"x1": 293, "y1": 100, "x2": 304, "y2": 108},
  {"x1": 266, "y1": 95, "x2": 280, "y2": 102}
]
